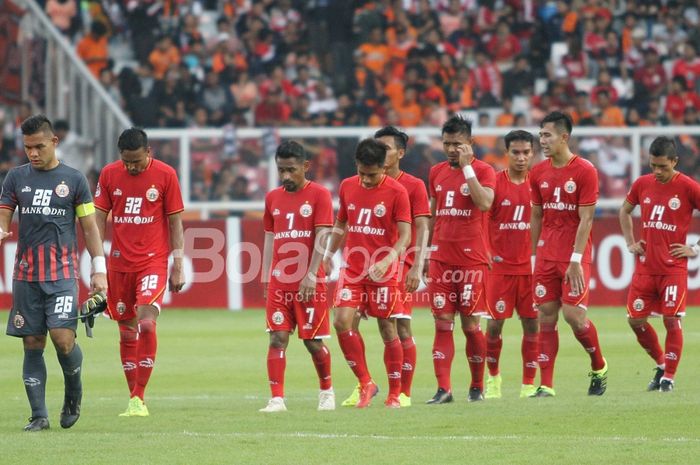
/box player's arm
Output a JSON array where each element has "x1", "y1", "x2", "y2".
[
  {"x1": 94, "y1": 207, "x2": 108, "y2": 240},
  {"x1": 168, "y1": 212, "x2": 185, "y2": 293},
  {"x1": 460, "y1": 144, "x2": 494, "y2": 211},
  {"x1": 530, "y1": 204, "x2": 543, "y2": 271},
  {"x1": 369, "y1": 220, "x2": 411, "y2": 282},
  {"x1": 565, "y1": 204, "x2": 595, "y2": 295},
  {"x1": 406, "y1": 215, "x2": 429, "y2": 292},
  {"x1": 0, "y1": 208, "x2": 13, "y2": 243},
  {"x1": 423, "y1": 197, "x2": 437, "y2": 281},
  {"x1": 77, "y1": 205, "x2": 108, "y2": 294},
  {"x1": 323, "y1": 219, "x2": 347, "y2": 274},
  {"x1": 299, "y1": 225, "x2": 331, "y2": 300},
  {"x1": 619, "y1": 200, "x2": 645, "y2": 255}
]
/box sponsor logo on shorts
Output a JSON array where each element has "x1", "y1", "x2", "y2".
[
  {"x1": 146, "y1": 187, "x2": 159, "y2": 202},
  {"x1": 271, "y1": 311, "x2": 285, "y2": 325},
  {"x1": 117, "y1": 301, "x2": 126, "y2": 315},
  {"x1": 55, "y1": 183, "x2": 70, "y2": 198},
  {"x1": 460, "y1": 183, "x2": 470, "y2": 196},
  {"x1": 373, "y1": 203, "x2": 386, "y2": 217},
  {"x1": 564, "y1": 179, "x2": 577, "y2": 193},
  {"x1": 535, "y1": 284, "x2": 547, "y2": 298},
  {"x1": 142, "y1": 290, "x2": 152, "y2": 297},
  {"x1": 339, "y1": 288, "x2": 352, "y2": 301},
  {"x1": 632, "y1": 298, "x2": 644, "y2": 311},
  {"x1": 299, "y1": 203, "x2": 313, "y2": 217},
  {"x1": 433, "y1": 294, "x2": 446, "y2": 309},
  {"x1": 495, "y1": 300, "x2": 506, "y2": 313},
  {"x1": 668, "y1": 197, "x2": 681, "y2": 210},
  {"x1": 13, "y1": 314, "x2": 25, "y2": 328},
  {"x1": 665, "y1": 301, "x2": 676, "y2": 308}
]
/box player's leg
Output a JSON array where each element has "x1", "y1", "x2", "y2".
[
  {"x1": 561, "y1": 303, "x2": 607, "y2": 395},
  {"x1": 340, "y1": 310, "x2": 364, "y2": 407},
  {"x1": 334, "y1": 283, "x2": 373, "y2": 393},
  {"x1": 396, "y1": 318, "x2": 416, "y2": 406},
  {"x1": 658, "y1": 275, "x2": 687, "y2": 392},
  {"x1": 627, "y1": 274, "x2": 665, "y2": 390},
  {"x1": 303, "y1": 339, "x2": 335, "y2": 410},
  {"x1": 516, "y1": 275, "x2": 539, "y2": 398},
  {"x1": 377, "y1": 316, "x2": 402, "y2": 408},
  {"x1": 298, "y1": 289, "x2": 334, "y2": 410},
  {"x1": 427, "y1": 261, "x2": 455, "y2": 404},
  {"x1": 260, "y1": 330, "x2": 291, "y2": 412},
  {"x1": 532, "y1": 260, "x2": 564, "y2": 397},
  {"x1": 485, "y1": 318, "x2": 505, "y2": 399},
  {"x1": 460, "y1": 313, "x2": 485, "y2": 402},
  {"x1": 484, "y1": 273, "x2": 516, "y2": 399},
  {"x1": 106, "y1": 270, "x2": 138, "y2": 396}
]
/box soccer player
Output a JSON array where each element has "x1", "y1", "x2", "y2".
[
  {"x1": 530, "y1": 111, "x2": 607, "y2": 397},
  {"x1": 94, "y1": 128, "x2": 185, "y2": 417},
  {"x1": 619, "y1": 136, "x2": 700, "y2": 392},
  {"x1": 326, "y1": 138, "x2": 411, "y2": 408},
  {"x1": 484, "y1": 130, "x2": 539, "y2": 399},
  {"x1": 259, "y1": 141, "x2": 335, "y2": 412},
  {"x1": 1, "y1": 115, "x2": 108, "y2": 431},
  {"x1": 426, "y1": 115, "x2": 495, "y2": 404},
  {"x1": 341, "y1": 126, "x2": 430, "y2": 408}
]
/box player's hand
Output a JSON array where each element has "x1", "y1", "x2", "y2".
[
  {"x1": 298, "y1": 273, "x2": 317, "y2": 302},
  {"x1": 458, "y1": 142, "x2": 475, "y2": 168},
  {"x1": 0, "y1": 229, "x2": 12, "y2": 245},
  {"x1": 322, "y1": 256, "x2": 334, "y2": 276},
  {"x1": 564, "y1": 262, "x2": 585, "y2": 296},
  {"x1": 405, "y1": 265, "x2": 422, "y2": 293},
  {"x1": 169, "y1": 265, "x2": 185, "y2": 293},
  {"x1": 368, "y1": 257, "x2": 391, "y2": 282},
  {"x1": 422, "y1": 258, "x2": 431, "y2": 285},
  {"x1": 627, "y1": 240, "x2": 646, "y2": 255},
  {"x1": 90, "y1": 272, "x2": 108, "y2": 294},
  {"x1": 669, "y1": 243, "x2": 699, "y2": 258},
  {"x1": 262, "y1": 282, "x2": 268, "y2": 301}
]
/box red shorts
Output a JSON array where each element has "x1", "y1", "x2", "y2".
[
  {"x1": 486, "y1": 274, "x2": 537, "y2": 320},
  {"x1": 533, "y1": 260, "x2": 591, "y2": 309},
  {"x1": 334, "y1": 281, "x2": 401, "y2": 319},
  {"x1": 265, "y1": 287, "x2": 330, "y2": 339},
  {"x1": 626, "y1": 273, "x2": 687, "y2": 318},
  {"x1": 106, "y1": 268, "x2": 167, "y2": 321},
  {"x1": 396, "y1": 262, "x2": 414, "y2": 319},
  {"x1": 428, "y1": 261, "x2": 488, "y2": 317}
]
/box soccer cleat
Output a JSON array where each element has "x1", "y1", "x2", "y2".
[
  {"x1": 529, "y1": 386, "x2": 556, "y2": 397},
  {"x1": 384, "y1": 395, "x2": 401, "y2": 409},
  {"x1": 60, "y1": 391, "x2": 82, "y2": 429},
  {"x1": 398, "y1": 393, "x2": 412, "y2": 407},
  {"x1": 341, "y1": 384, "x2": 361, "y2": 407},
  {"x1": 259, "y1": 396, "x2": 287, "y2": 413},
  {"x1": 119, "y1": 396, "x2": 150, "y2": 417},
  {"x1": 24, "y1": 417, "x2": 49, "y2": 432},
  {"x1": 659, "y1": 379, "x2": 674, "y2": 393},
  {"x1": 426, "y1": 387, "x2": 453, "y2": 404},
  {"x1": 317, "y1": 389, "x2": 336, "y2": 411},
  {"x1": 484, "y1": 374, "x2": 502, "y2": 399},
  {"x1": 588, "y1": 360, "x2": 608, "y2": 396},
  {"x1": 467, "y1": 387, "x2": 484, "y2": 402},
  {"x1": 355, "y1": 381, "x2": 379, "y2": 409},
  {"x1": 647, "y1": 367, "x2": 664, "y2": 391},
  {"x1": 520, "y1": 384, "x2": 538, "y2": 398}
]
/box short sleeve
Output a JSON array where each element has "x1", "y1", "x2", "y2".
[
  {"x1": 476, "y1": 163, "x2": 496, "y2": 190},
  {"x1": 411, "y1": 180, "x2": 431, "y2": 218},
  {"x1": 428, "y1": 166, "x2": 437, "y2": 198},
  {"x1": 0, "y1": 168, "x2": 17, "y2": 211},
  {"x1": 394, "y1": 186, "x2": 412, "y2": 224},
  {"x1": 687, "y1": 177, "x2": 700, "y2": 211},
  {"x1": 263, "y1": 192, "x2": 274, "y2": 232},
  {"x1": 337, "y1": 182, "x2": 348, "y2": 223},
  {"x1": 94, "y1": 169, "x2": 112, "y2": 212},
  {"x1": 73, "y1": 172, "x2": 93, "y2": 206},
  {"x1": 529, "y1": 168, "x2": 542, "y2": 206},
  {"x1": 578, "y1": 163, "x2": 599, "y2": 206},
  {"x1": 314, "y1": 187, "x2": 334, "y2": 227},
  {"x1": 165, "y1": 169, "x2": 185, "y2": 215},
  {"x1": 626, "y1": 178, "x2": 641, "y2": 206}
]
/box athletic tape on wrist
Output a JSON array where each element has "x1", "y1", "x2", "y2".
[
  {"x1": 570, "y1": 252, "x2": 583, "y2": 264},
  {"x1": 92, "y1": 256, "x2": 106, "y2": 274},
  {"x1": 462, "y1": 164, "x2": 476, "y2": 179}
]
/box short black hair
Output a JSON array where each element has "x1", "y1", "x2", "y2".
[
  {"x1": 374, "y1": 126, "x2": 408, "y2": 151},
  {"x1": 649, "y1": 136, "x2": 677, "y2": 160},
  {"x1": 21, "y1": 114, "x2": 54, "y2": 136},
  {"x1": 118, "y1": 127, "x2": 148, "y2": 151},
  {"x1": 540, "y1": 111, "x2": 573, "y2": 135},
  {"x1": 355, "y1": 138, "x2": 387, "y2": 167},
  {"x1": 275, "y1": 140, "x2": 307, "y2": 161},
  {"x1": 53, "y1": 119, "x2": 69, "y2": 132},
  {"x1": 441, "y1": 115, "x2": 472, "y2": 138},
  {"x1": 504, "y1": 130, "x2": 535, "y2": 150}
]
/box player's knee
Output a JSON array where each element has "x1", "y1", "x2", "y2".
[
  {"x1": 270, "y1": 331, "x2": 289, "y2": 348},
  {"x1": 138, "y1": 319, "x2": 157, "y2": 335},
  {"x1": 663, "y1": 317, "x2": 682, "y2": 331},
  {"x1": 22, "y1": 335, "x2": 46, "y2": 350},
  {"x1": 118, "y1": 324, "x2": 137, "y2": 340},
  {"x1": 303, "y1": 338, "x2": 323, "y2": 353},
  {"x1": 435, "y1": 319, "x2": 454, "y2": 332},
  {"x1": 397, "y1": 322, "x2": 412, "y2": 340}
]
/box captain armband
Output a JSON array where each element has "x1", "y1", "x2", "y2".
[{"x1": 76, "y1": 202, "x2": 96, "y2": 218}]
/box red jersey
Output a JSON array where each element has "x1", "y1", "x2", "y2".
[
  {"x1": 337, "y1": 175, "x2": 411, "y2": 285},
  {"x1": 530, "y1": 155, "x2": 598, "y2": 263},
  {"x1": 429, "y1": 159, "x2": 496, "y2": 266},
  {"x1": 626, "y1": 172, "x2": 700, "y2": 275},
  {"x1": 489, "y1": 170, "x2": 531, "y2": 275},
  {"x1": 95, "y1": 158, "x2": 184, "y2": 272},
  {"x1": 263, "y1": 181, "x2": 333, "y2": 290},
  {"x1": 395, "y1": 171, "x2": 431, "y2": 267}
]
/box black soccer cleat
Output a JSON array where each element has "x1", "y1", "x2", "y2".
[
  {"x1": 426, "y1": 387, "x2": 453, "y2": 404},
  {"x1": 467, "y1": 387, "x2": 484, "y2": 402},
  {"x1": 60, "y1": 392, "x2": 82, "y2": 429},
  {"x1": 24, "y1": 417, "x2": 50, "y2": 432},
  {"x1": 659, "y1": 379, "x2": 674, "y2": 393},
  {"x1": 588, "y1": 368, "x2": 608, "y2": 396},
  {"x1": 647, "y1": 367, "x2": 664, "y2": 391}
]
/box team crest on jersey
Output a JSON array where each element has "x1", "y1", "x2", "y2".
[
  {"x1": 146, "y1": 187, "x2": 159, "y2": 202},
  {"x1": 339, "y1": 288, "x2": 352, "y2": 301},
  {"x1": 564, "y1": 179, "x2": 577, "y2": 194},
  {"x1": 271, "y1": 311, "x2": 285, "y2": 325},
  {"x1": 13, "y1": 314, "x2": 25, "y2": 328},
  {"x1": 535, "y1": 284, "x2": 547, "y2": 298},
  {"x1": 632, "y1": 298, "x2": 644, "y2": 311},
  {"x1": 373, "y1": 203, "x2": 386, "y2": 217},
  {"x1": 668, "y1": 197, "x2": 681, "y2": 210},
  {"x1": 460, "y1": 183, "x2": 470, "y2": 196},
  {"x1": 299, "y1": 203, "x2": 313, "y2": 217},
  {"x1": 433, "y1": 294, "x2": 446, "y2": 309},
  {"x1": 501, "y1": 199, "x2": 511, "y2": 206},
  {"x1": 495, "y1": 300, "x2": 506, "y2": 313},
  {"x1": 116, "y1": 301, "x2": 126, "y2": 315},
  {"x1": 55, "y1": 182, "x2": 70, "y2": 198}
]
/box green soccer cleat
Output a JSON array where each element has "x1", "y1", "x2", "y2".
[
  {"x1": 519, "y1": 384, "x2": 538, "y2": 398},
  {"x1": 341, "y1": 384, "x2": 361, "y2": 407},
  {"x1": 119, "y1": 396, "x2": 150, "y2": 417},
  {"x1": 398, "y1": 393, "x2": 411, "y2": 407},
  {"x1": 529, "y1": 385, "x2": 556, "y2": 398},
  {"x1": 484, "y1": 374, "x2": 502, "y2": 399}
]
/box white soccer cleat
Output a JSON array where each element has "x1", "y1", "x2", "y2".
[
  {"x1": 259, "y1": 397, "x2": 287, "y2": 413},
  {"x1": 318, "y1": 389, "x2": 336, "y2": 411}
]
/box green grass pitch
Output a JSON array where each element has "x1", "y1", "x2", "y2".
[{"x1": 1, "y1": 308, "x2": 699, "y2": 465}]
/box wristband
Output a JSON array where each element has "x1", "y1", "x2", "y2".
[
  {"x1": 570, "y1": 252, "x2": 582, "y2": 264},
  {"x1": 172, "y1": 249, "x2": 185, "y2": 259},
  {"x1": 531, "y1": 255, "x2": 536, "y2": 272},
  {"x1": 462, "y1": 164, "x2": 476, "y2": 180},
  {"x1": 691, "y1": 244, "x2": 699, "y2": 255},
  {"x1": 92, "y1": 256, "x2": 106, "y2": 274}
]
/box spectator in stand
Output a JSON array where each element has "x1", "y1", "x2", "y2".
[
  {"x1": 472, "y1": 49, "x2": 502, "y2": 106},
  {"x1": 198, "y1": 71, "x2": 235, "y2": 126},
  {"x1": 561, "y1": 36, "x2": 590, "y2": 79},
  {"x1": 76, "y1": 21, "x2": 109, "y2": 78},
  {"x1": 665, "y1": 76, "x2": 700, "y2": 125},
  {"x1": 99, "y1": 67, "x2": 122, "y2": 104},
  {"x1": 152, "y1": 69, "x2": 187, "y2": 128},
  {"x1": 487, "y1": 20, "x2": 522, "y2": 65},
  {"x1": 591, "y1": 68, "x2": 619, "y2": 105},
  {"x1": 397, "y1": 86, "x2": 422, "y2": 128},
  {"x1": 672, "y1": 42, "x2": 700, "y2": 92},
  {"x1": 569, "y1": 91, "x2": 596, "y2": 126},
  {"x1": 633, "y1": 47, "x2": 668, "y2": 109},
  {"x1": 255, "y1": 87, "x2": 291, "y2": 126},
  {"x1": 496, "y1": 97, "x2": 516, "y2": 127},
  {"x1": 358, "y1": 27, "x2": 391, "y2": 77},
  {"x1": 46, "y1": 0, "x2": 79, "y2": 38},
  {"x1": 149, "y1": 35, "x2": 182, "y2": 80},
  {"x1": 596, "y1": 89, "x2": 626, "y2": 127},
  {"x1": 503, "y1": 55, "x2": 535, "y2": 99}
]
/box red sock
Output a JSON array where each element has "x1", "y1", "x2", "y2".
[
  {"x1": 574, "y1": 319, "x2": 606, "y2": 371},
  {"x1": 486, "y1": 335, "x2": 502, "y2": 377},
  {"x1": 118, "y1": 325, "x2": 137, "y2": 394},
  {"x1": 632, "y1": 322, "x2": 664, "y2": 365},
  {"x1": 384, "y1": 338, "x2": 403, "y2": 397},
  {"x1": 465, "y1": 327, "x2": 486, "y2": 390},
  {"x1": 266, "y1": 347, "x2": 286, "y2": 397},
  {"x1": 337, "y1": 330, "x2": 371, "y2": 384},
  {"x1": 311, "y1": 345, "x2": 332, "y2": 390},
  {"x1": 522, "y1": 333, "x2": 538, "y2": 386},
  {"x1": 538, "y1": 322, "x2": 558, "y2": 388},
  {"x1": 132, "y1": 319, "x2": 157, "y2": 400},
  {"x1": 663, "y1": 318, "x2": 683, "y2": 380},
  {"x1": 432, "y1": 320, "x2": 455, "y2": 391},
  {"x1": 400, "y1": 337, "x2": 417, "y2": 396}
]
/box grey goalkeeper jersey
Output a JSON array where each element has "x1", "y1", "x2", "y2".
[{"x1": 0, "y1": 162, "x2": 92, "y2": 281}]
